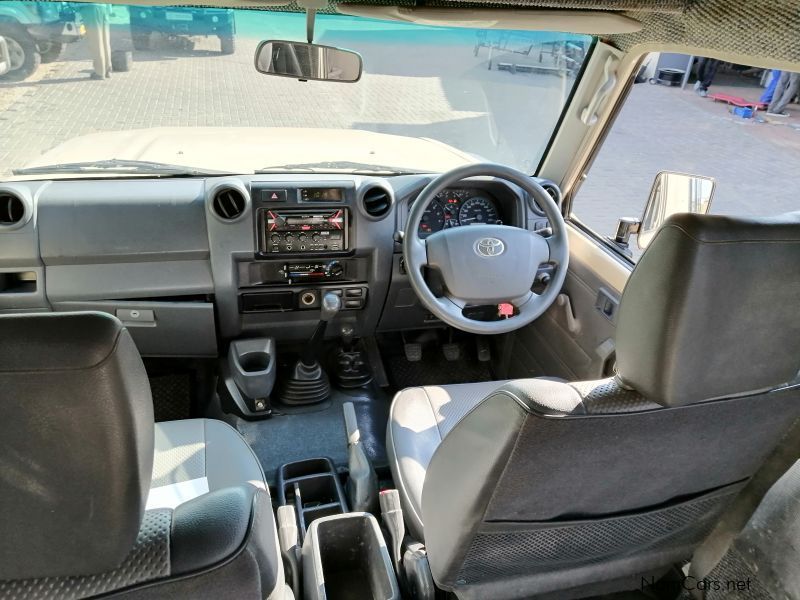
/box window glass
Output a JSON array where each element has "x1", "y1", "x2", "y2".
[
  {"x1": 0, "y1": 2, "x2": 592, "y2": 178},
  {"x1": 571, "y1": 55, "x2": 800, "y2": 260}
]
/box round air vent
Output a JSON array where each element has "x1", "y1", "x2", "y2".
[
  {"x1": 211, "y1": 187, "x2": 247, "y2": 221},
  {"x1": 541, "y1": 183, "x2": 561, "y2": 204},
  {"x1": 360, "y1": 184, "x2": 392, "y2": 219},
  {"x1": 0, "y1": 192, "x2": 26, "y2": 226}
]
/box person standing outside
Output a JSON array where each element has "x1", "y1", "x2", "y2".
[
  {"x1": 80, "y1": 4, "x2": 112, "y2": 79},
  {"x1": 760, "y1": 69, "x2": 782, "y2": 104},
  {"x1": 693, "y1": 57, "x2": 720, "y2": 97},
  {"x1": 767, "y1": 70, "x2": 800, "y2": 116}
]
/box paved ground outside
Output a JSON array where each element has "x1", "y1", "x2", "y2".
[{"x1": 1, "y1": 10, "x2": 799, "y2": 247}]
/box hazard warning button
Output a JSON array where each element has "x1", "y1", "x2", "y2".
[{"x1": 261, "y1": 189, "x2": 288, "y2": 203}]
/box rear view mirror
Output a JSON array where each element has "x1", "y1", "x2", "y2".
[
  {"x1": 637, "y1": 171, "x2": 715, "y2": 249},
  {"x1": 255, "y1": 40, "x2": 362, "y2": 83}
]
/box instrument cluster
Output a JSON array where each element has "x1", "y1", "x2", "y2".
[{"x1": 418, "y1": 188, "x2": 502, "y2": 238}]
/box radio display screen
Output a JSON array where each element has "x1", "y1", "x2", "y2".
[
  {"x1": 300, "y1": 188, "x2": 345, "y2": 202},
  {"x1": 265, "y1": 209, "x2": 346, "y2": 232}
]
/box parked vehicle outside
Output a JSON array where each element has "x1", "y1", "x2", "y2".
[
  {"x1": 0, "y1": 35, "x2": 10, "y2": 76},
  {"x1": 0, "y1": 1, "x2": 85, "y2": 80},
  {"x1": 128, "y1": 6, "x2": 235, "y2": 54}
]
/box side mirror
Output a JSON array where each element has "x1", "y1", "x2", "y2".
[
  {"x1": 612, "y1": 171, "x2": 715, "y2": 254},
  {"x1": 637, "y1": 171, "x2": 715, "y2": 249},
  {"x1": 254, "y1": 40, "x2": 362, "y2": 83}
]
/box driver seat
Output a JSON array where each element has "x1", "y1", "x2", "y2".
[{"x1": 388, "y1": 212, "x2": 800, "y2": 599}]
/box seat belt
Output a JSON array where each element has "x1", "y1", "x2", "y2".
[{"x1": 689, "y1": 413, "x2": 800, "y2": 597}]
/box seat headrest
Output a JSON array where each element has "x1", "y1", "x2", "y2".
[
  {"x1": 616, "y1": 212, "x2": 800, "y2": 407},
  {"x1": 0, "y1": 312, "x2": 154, "y2": 580}
]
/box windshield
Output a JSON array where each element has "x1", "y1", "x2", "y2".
[{"x1": 0, "y1": 2, "x2": 592, "y2": 178}]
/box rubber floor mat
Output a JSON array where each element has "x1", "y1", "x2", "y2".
[
  {"x1": 149, "y1": 373, "x2": 192, "y2": 422},
  {"x1": 386, "y1": 353, "x2": 493, "y2": 390}
]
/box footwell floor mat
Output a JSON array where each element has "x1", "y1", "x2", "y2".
[
  {"x1": 386, "y1": 353, "x2": 493, "y2": 391},
  {"x1": 236, "y1": 385, "x2": 390, "y2": 485},
  {"x1": 149, "y1": 373, "x2": 192, "y2": 422}
]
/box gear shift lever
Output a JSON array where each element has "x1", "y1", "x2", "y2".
[
  {"x1": 300, "y1": 292, "x2": 341, "y2": 368},
  {"x1": 280, "y1": 292, "x2": 341, "y2": 405}
]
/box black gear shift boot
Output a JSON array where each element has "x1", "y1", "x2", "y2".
[
  {"x1": 280, "y1": 292, "x2": 340, "y2": 405},
  {"x1": 333, "y1": 346, "x2": 373, "y2": 388},
  {"x1": 331, "y1": 324, "x2": 372, "y2": 389}
]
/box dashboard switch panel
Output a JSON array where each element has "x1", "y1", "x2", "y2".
[{"x1": 240, "y1": 285, "x2": 367, "y2": 313}]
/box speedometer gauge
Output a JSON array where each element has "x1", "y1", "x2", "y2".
[
  {"x1": 419, "y1": 200, "x2": 445, "y2": 238},
  {"x1": 459, "y1": 196, "x2": 500, "y2": 226}
]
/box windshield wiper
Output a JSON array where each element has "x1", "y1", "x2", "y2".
[
  {"x1": 256, "y1": 161, "x2": 422, "y2": 175},
  {"x1": 13, "y1": 159, "x2": 229, "y2": 177}
]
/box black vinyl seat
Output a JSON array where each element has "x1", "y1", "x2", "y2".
[
  {"x1": 388, "y1": 212, "x2": 800, "y2": 600},
  {"x1": 0, "y1": 312, "x2": 289, "y2": 600}
]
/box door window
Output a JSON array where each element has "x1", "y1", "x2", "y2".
[{"x1": 570, "y1": 55, "x2": 800, "y2": 261}]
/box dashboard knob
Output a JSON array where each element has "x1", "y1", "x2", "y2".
[
  {"x1": 270, "y1": 234, "x2": 281, "y2": 243},
  {"x1": 312, "y1": 233, "x2": 321, "y2": 242},
  {"x1": 327, "y1": 261, "x2": 344, "y2": 277},
  {"x1": 298, "y1": 233, "x2": 308, "y2": 242}
]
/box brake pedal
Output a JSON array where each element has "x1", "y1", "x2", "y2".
[
  {"x1": 404, "y1": 342, "x2": 422, "y2": 362},
  {"x1": 442, "y1": 342, "x2": 461, "y2": 361},
  {"x1": 476, "y1": 337, "x2": 491, "y2": 362}
]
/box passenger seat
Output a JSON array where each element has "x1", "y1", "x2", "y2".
[{"x1": 0, "y1": 312, "x2": 290, "y2": 600}]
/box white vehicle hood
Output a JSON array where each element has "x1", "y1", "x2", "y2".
[{"x1": 20, "y1": 127, "x2": 479, "y2": 175}]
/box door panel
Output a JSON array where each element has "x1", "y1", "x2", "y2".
[{"x1": 505, "y1": 225, "x2": 630, "y2": 382}]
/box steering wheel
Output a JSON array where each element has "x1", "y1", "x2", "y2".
[{"x1": 404, "y1": 163, "x2": 569, "y2": 335}]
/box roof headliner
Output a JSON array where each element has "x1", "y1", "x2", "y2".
[{"x1": 78, "y1": 0, "x2": 800, "y2": 69}]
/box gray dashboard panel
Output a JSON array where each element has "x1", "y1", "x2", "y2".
[
  {"x1": 45, "y1": 260, "x2": 214, "y2": 303},
  {"x1": 54, "y1": 300, "x2": 217, "y2": 357},
  {"x1": 36, "y1": 179, "x2": 214, "y2": 302},
  {"x1": 0, "y1": 171, "x2": 560, "y2": 357},
  {"x1": 0, "y1": 182, "x2": 49, "y2": 312},
  {"x1": 38, "y1": 179, "x2": 209, "y2": 263}
]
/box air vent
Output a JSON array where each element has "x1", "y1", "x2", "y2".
[
  {"x1": 542, "y1": 183, "x2": 561, "y2": 204},
  {"x1": 212, "y1": 187, "x2": 247, "y2": 221},
  {"x1": 0, "y1": 193, "x2": 26, "y2": 226},
  {"x1": 361, "y1": 185, "x2": 392, "y2": 219}
]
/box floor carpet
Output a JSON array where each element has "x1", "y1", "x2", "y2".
[{"x1": 235, "y1": 385, "x2": 390, "y2": 485}]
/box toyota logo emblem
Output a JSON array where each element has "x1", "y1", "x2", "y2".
[{"x1": 474, "y1": 237, "x2": 505, "y2": 257}]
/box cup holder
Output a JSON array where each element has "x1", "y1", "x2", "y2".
[
  {"x1": 278, "y1": 457, "x2": 348, "y2": 540},
  {"x1": 281, "y1": 458, "x2": 332, "y2": 480},
  {"x1": 228, "y1": 338, "x2": 276, "y2": 401},
  {"x1": 238, "y1": 351, "x2": 271, "y2": 373}
]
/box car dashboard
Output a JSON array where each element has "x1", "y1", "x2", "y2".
[{"x1": 0, "y1": 173, "x2": 559, "y2": 357}]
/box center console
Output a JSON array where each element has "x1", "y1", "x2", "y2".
[
  {"x1": 275, "y1": 408, "x2": 402, "y2": 600},
  {"x1": 238, "y1": 184, "x2": 373, "y2": 324}
]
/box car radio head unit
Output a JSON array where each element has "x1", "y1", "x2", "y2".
[{"x1": 260, "y1": 208, "x2": 349, "y2": 254}]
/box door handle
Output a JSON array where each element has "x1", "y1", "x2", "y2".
[{"x1": 556, "y1": 293, "x2": 580, "y2": 334}]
